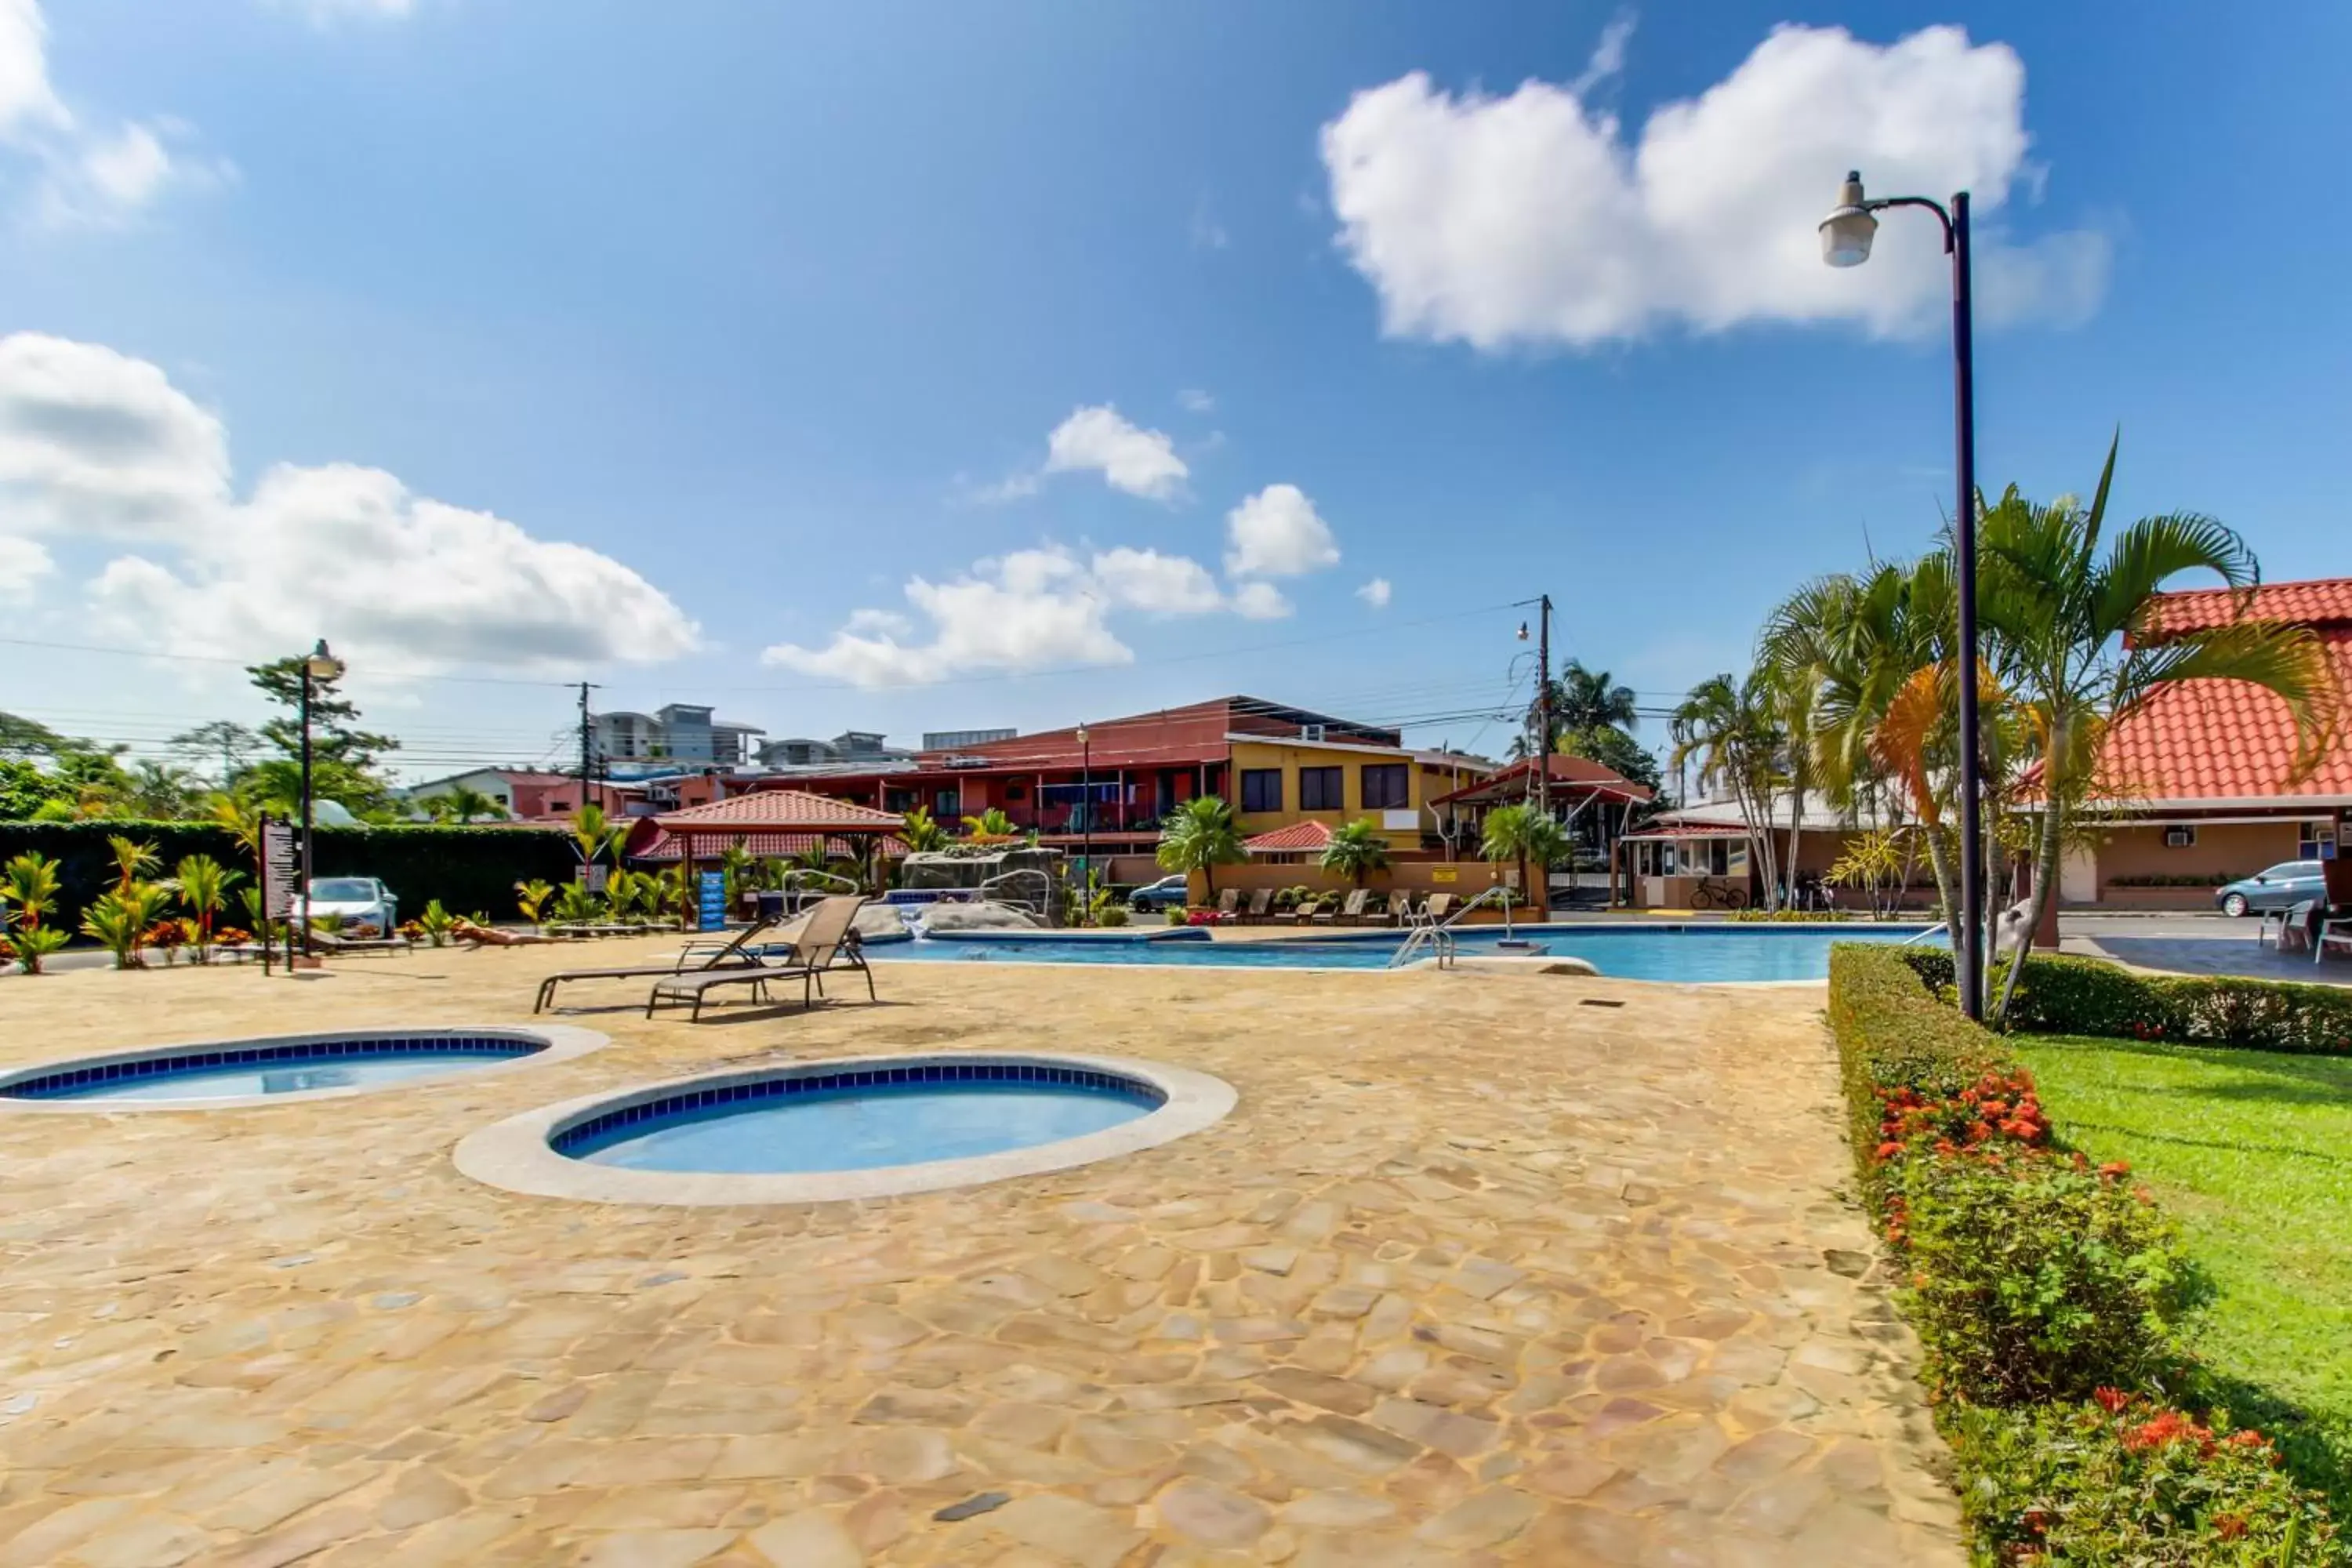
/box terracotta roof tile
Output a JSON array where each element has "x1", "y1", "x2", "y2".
[
  {"x1": 2092, "y1": 629, "x2": 2352, "y2": 804},
  {"x1": 1243, "y1": 820, "x2": 1334, "y2": 852},
  {"x1": 650, "y1": 790, "x2": 904, "y2": 831},
  {"x1": 633, "y1": 829, "x2": 906, "y2": 862},
  {"x1": 2138, "y1": 577, "x2": 2352, "y2": 641}
]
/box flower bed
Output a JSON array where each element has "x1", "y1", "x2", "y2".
[{"x1": 1828, "y1": 943, "x2": 2345, "y2": 1562}]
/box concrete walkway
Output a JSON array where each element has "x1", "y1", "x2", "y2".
[{"x1": 0, "y1": 945, "x2": 1964, "y2": 1566}]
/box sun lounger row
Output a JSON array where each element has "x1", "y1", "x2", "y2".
[
  {"x1": 533, "y1": 896, "x2": 878, "y2": 1020},
  {"x1": 1206, "y1": 888, "x2": 1461, "y2": 926}
]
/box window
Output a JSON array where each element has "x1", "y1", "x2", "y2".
[
  {"x1": 1240, "y1": 768, "x2": 1283, "y2": 813},
  {"x1": 1359, "y1": 763, "x2": 1409, "y2": 811},
  {"x1": 1300, "y1": 766, "x2": 1344, "y2": 811},
  {"x1": 2302, "y1": 821, "x2": 2338, "y2": 860}
]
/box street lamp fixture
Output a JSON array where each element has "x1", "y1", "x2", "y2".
[
  {"x1": 1819, "y1": 168, "x2": 1985, "y2": 1021},
  {"x1": 296, "y1": 639, "x2": 343, "y2": 964}
]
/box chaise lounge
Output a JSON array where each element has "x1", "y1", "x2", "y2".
[
  {"x1": 644, "y1": 895, "x2": 875, "y2": 1022},
  {"x1": 532, "y1": 906, "x2": 804, "y2": 1013}
]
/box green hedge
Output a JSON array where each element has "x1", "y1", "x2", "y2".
[
  {"x1": 1897, "y1": 946, "x2": 2352, "y2": 1055},
  {"x1": 1828, "y1": 943, "x2": 2345, "y2": 1561},
  {"x1": 0, "y1": 821, "x2": 579, "y2": 931}
]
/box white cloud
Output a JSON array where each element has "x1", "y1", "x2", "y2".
[
  {"x1": 1320, "y1": 24, "x2": 2107, "y2": 349},
  {"x1": 0, "y1": 3, "x2": 229, "y2": 227},
  {"x1": 274, "y1": 0, "x2": 419, "y2": 20},
  {"x1": 0, "y1": 533, "x2": 51, "y2": 602},
  {"x1": 765, "y1": 539, "x2": 1290, "y2": 688},
  {"x1": 1225, "y1": 483, "x2": 1340, "y2": 578},
  {"x1": 1090, "y1": 546, "x2": 1224, "y2": 615},
  {"x1": 1569, "y1": 9, "x2": 1638, "y2": 97},
  {"x1": 0, "y1": 332, "x2": 700, "y2": 670},
  {"x1": 0, "y1": 0, "x2": 67, "y2": 136},
  {"x1": 1356, "y1": 576, "x2": 1392, "y2": 608},
  {"x1": 1177, "y1": 388, "x2": 1215, "y2": 414},
  {"x1": 1043, "y1": 405, "x2": 1189, "y2": 501},
  {"x1": 1229, "y1": 582, "x2": 1291, "y2": 621}
]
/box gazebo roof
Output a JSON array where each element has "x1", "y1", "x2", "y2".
[
  {"x1": 1243, "y1": 820, "x2": 1333, "y2": 854},
  {"x1": 633, "y1": 829, "x2": 909, "y2": 862},
  {"x1": 649, "y1": 790, "x2": 904, "y2": 833},
  {"x1": 1429, "y1": 754, "x2": 1652, "y2": 809}
]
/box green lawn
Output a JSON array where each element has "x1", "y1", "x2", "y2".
[{"x1": 2015, "y1": 1033, "x2": 2352, "y2": 1494}]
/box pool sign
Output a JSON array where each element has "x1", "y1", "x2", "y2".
[
  {"x1": 697, "y1": 871, "x2": 727, "y2": 931},
  {"x1": 261, "y1": 818, "x2": 297, "y2": 917}
]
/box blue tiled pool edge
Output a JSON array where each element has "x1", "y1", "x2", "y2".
[{"x1": 2, "y1": 1034, "x2": 539, "y2": 1099}]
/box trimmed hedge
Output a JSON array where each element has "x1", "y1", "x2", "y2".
[
  {"x1": 1828, "y1": 943, "x2": 2346, "y2": 1562},
  {"x1": 1900, "y1": 946, "x2": 2352, "y2": 1055},
  {"x1": 0, "y1": 821, "x2": 579, "y2": 931}
]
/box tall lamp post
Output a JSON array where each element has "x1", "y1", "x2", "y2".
[
  {"x1": 1819, "y1": 169, "x2": 1984, "y2": 1020},
  {"x1": 1514, "y1": 593, "x2": 1554, "y2": 818},
  {"x1": 1075, "y1": 724, "x2": 1093, "y2": 925},
  {"x1": 298, "y1": 638, "x2": 346, "y2": 963}
]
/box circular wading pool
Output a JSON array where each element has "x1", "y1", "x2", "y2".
[
  {"x1": 455, "y1": 1052, "x2": 1237, "y2": 1205},
  {"x1": 0, "y1": 1026, "x2": 608, "y2": 1111}
]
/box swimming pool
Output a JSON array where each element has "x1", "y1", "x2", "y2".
[
  {"x1": 0, "y1": 1026, "x2": 608, "y2": 1109},
  {"x1": 874, "y1": 924, "x2": 1929, "y2": 983},
  {"x1": 562, "y1": 1062, "x2": 1163, "y2": 1174}
]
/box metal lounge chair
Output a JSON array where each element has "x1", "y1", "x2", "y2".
[
  {"x1": 1242, "y1": 888, "x2": 1273, "y2": 924},
  {"x1": 532, "y1": 906, "x2": 807, "y2": 1013},
  {"x1": 644, "y1": 895, "x2": 873, "y2": 1022},
  {"x1": 303, "y1": 927, "x2": 413, "y2": 958},
  {"x1": 1317, "y1": 889, "x2": 1370, "y2": 926},
  {"x1": 1422, "y1": 892, "x2": 1456, "y2": 924},
  {"x1": 2277, "y1": 900, "x2": 2318, "y2": 955},
  {"x1": 1214, "y1": 887, "x2": 1240, "y2": 919}
]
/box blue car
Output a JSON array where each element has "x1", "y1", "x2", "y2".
[
  {"x1": 2213, "y1": 860, "x2": 2328, "y2": 917},
  {"x1": 1128, "y1": 874, "x2": 1190, "y2": 912}
]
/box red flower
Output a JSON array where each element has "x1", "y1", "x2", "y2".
[
  {"x1": 1875, "y1": 1142, "x2": 1904, "y2": 1160},
  {"x1": 2092, "y1": 1387, "x2": 2130, "y2": 1414},
  {"x1": 2213, "y1": 1514, "x2": 2249, "y2": 1541},
  {"x1": 2099, "y1": 1160, "x2": 2131, "y2": 1179}
]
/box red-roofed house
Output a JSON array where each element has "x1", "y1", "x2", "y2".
[{"x1": 2067, "y1": 577, "x2": 2352, "y2": 907}]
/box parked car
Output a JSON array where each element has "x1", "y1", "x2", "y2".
[
  {"x1": 1128, "y1": 874, "x2": 1190, "y2": 912},
  {"x1": 290, "y1": 876, "x2": 400, "y2": 934},
  {"x1": 2213, "y1": 860, "x2": 2328, "y2": 917}
]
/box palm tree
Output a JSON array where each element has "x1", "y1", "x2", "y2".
[
  {"x1": 434, "y1": 785, "x2": 508, "y2": 823},
  {"x1": 125, "y1": 761, "x2": 198, "y2": 819},
  {"x1": 899, "y1": 804, "x2": 949, "y2": 853},
  {"x1": 170, "y1": 854, "x2": 241, "y2": 963},
  {"x1": 82, "y1": 882, "x2": 171, "y2": 968},
  {"x1": 1319, "y1": 818, "x2": 1392, "y2": 889},
  {"x1": 1156, "y1": 796, "x2": 1245, "y2": 898},
  {"x1": 960, "y1": 807, "x2": 1018, "y2": 839},
  {"x1": 1, "y1": 851, "x2": 62, "y2": 931},
  {"x1": 568, "y1": 804, "x2": 630, "y2": 867},
  {"x1": 1668, "y1": 673, "x2": 1785, "y2": 908},
  {"x1": 514, "y1": 878, "x2": 556, "y2": 923},
  {"x1": 1479, "y1": 803, "x2": 1565, "y2": 921},
  {"x1": 107, "y1": 834, "x2": 160, "y2": 895},
  {"x1": 1974, "y1": 437, "x2": 2339, "y2": 1021}
]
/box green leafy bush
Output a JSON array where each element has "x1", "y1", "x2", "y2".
[
  {"x1": 1950, "y1": 1395, "x2": 2338, "y2": 1565},
  {"x1": 1095, "y1": 904, "x2": 1129, "y2": 927},
  {"x1": 1828, "y1": 943, "x2": 2011, "y2": 1207},
  {"x1": 1899, "y1": 947, "x2": 2352, "y2": 1056},
  {"x1": 2107, "y1": 872, "x2": 2239, "y2": 887},
  {"x1": 1897, "y1": 1152, "x2": 2184, "y2": 1406}
]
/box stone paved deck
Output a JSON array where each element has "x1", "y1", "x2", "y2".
[{"x1": 0, "y1": 942, "x2": 1964, "y2": 1566}]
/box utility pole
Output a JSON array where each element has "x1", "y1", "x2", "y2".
[
  {"x1": 1534, "y1": 593, "x2": 1553, "y2": 821},
  {"x1": 576, "y1": 682, "x2": 600, "y2": 815}
]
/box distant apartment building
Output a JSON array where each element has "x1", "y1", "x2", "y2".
[
  {"x1": 590, "y1": 704, "x2": 764, "y2": 773},
  {"x1": 922, "y1": 727, "x2": 1018, "y2": 752},
  {"x1": 753, "y1": 731, "x2": 915, "y2": 770}
]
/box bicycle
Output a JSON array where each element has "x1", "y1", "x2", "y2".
[{"x1": 1688, "y1": 877, "x2": 1748, "y2": 911}]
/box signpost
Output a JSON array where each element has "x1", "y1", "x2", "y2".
[
  {"x1": 697, "y1": 870, "x2": 727, "y2": 933},
  {"x1": 260, "y1": 815, "x2": 297, "y2": 975}
]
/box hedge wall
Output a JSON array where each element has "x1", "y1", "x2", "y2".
[
  {"x1": 0, "y1": 821, "x2": 579, "y2": 931},
  {"x1": 1900, "y1": 946, "x2": 2352, "y2": 1055}
]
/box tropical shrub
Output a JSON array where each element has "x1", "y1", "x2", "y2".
[
  {"x1": 170, "y1": 854, "x2": 240, "y2": 962},
  {"x1": 0, "y1": 850, "x2": 61, "y2": 931},
  {"x1": 549, "y1": 882, "x2": 603, "y2": 924},
  {"x1": 1156, "y1": 797, "x2": 1245, "y2": 896},
  {"x1": 416, "y1": 898, "x2": 461, "y2": 947},
  {"x1": 1901, "y1": 948, "x2": 2352, "y2": 1056},
  {"x1": 80, "y1": 883, "x2": 171, "y2": 968},
  {"x1": 514, "y1": 878, "x2": 555, "y2": 923},
  {"x1": 1319, "y1": 818, "x2": 1392, "y2": 887},
  {"x1": 1, "y1": 924, "x2": 68, "y2": 973},
  {"x1": 1950, "y1": 1393, "x2": 2336, "y2": 1565},
  {"x1": 1096, "y1": 904, "x2": 1130, "y2": 927}
]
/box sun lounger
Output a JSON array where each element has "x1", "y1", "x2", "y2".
[
  {"x1": 1214, "y1": 888, "x2": 1240, "y2": 919},
  {"x1": 1316, "y1": 889, "x2": 1370, "y2": 926},
  {"x1": 303, "y1": 927, "x2": 412, "y2": 956},
  {"x1": 1242, "y1": 889, "x2": 1272, "y2": 923},
  {"x1": 1361, "y1": 892, "x2": 1403, "y2": 926},
  {"x1": 1422, "y1": 893, "x2": 1455, "y2": 924},
  {"x1": 644, "y1": 896, "x2": 873, "y2": 1022},
  {"x1": 534, "y1": 908, "x2": 808, "y2": 1012}
]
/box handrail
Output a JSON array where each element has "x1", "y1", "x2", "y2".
[
  {"x1": 1388, "y1": 884, "x2": 1512, "y2": 969},
  {"x1": 1901, "y1": 921, "x2": 1950, "y2": 946}
]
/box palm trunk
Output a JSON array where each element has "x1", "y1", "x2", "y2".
[
  {"x1": 1922, "y1": 822, "x2": 1958, "y2": 943},
  {"x1": 1992, "y1": 787, "x2": 2067, "y2": 1026},
  {"x1": 1786, "y1": 764, "x2": 1806, "y2": 912}
]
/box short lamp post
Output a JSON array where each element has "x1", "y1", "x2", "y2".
[
  {"x1": 299, "y1": 638, "x2": 345, "y2": 963},
  {"x1": 1820, "y1": 169, "x2": 1984, "y2": 1020},
  {"x1": 1076, "y1": 724, "x2": 1093, "y2": 924}
]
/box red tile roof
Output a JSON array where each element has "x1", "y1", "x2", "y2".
[
  {"x1": 2092, "y1": 629, "x2": 2352, "y2": 804},
  {"x1": 1428, "y1": 753, "x2": 1653, "y2": 808},
  {"x1": 1243, "y1": 820, "x2": 1334, "y2": 853},
  {"x1": 651, "y1": 790, "x2": 904, "y2": 831},
  {"x1": 633, "y1": 829, "x2": 907, "y2": 862},
  {"x1": 2138, "y1": 577, "x2": 2352, "y2": 641}
]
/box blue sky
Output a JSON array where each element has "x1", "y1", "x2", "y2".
[{"x1": 2, "y1": 1, "x2": 2347, "y2": 779}]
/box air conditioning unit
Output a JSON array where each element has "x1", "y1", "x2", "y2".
[
  {"x1": 1301, "y1": 724, "x2": 1327, "y2": 742},
  {"x1": 2165, "y1": 826, "x2": 2195, "y2": 848}
]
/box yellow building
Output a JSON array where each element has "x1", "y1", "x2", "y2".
[{"x1": 1226, "y1": 735, "x2": 1490, "y2": 852}]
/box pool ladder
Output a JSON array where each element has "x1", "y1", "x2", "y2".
[{"x1": 1388, "y1": 884, "x2": 1510, "y2": 969}]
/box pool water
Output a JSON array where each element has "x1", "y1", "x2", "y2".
[
  {"x1": 876, "y1": 925, "x2": 1927, "y2": 982},
  {"x1": 571, "y1": 1077, "x2": 1157, "y2": 1174},
  {"x1": 45, "y1": 1051, "x2": 526, "y2": 1102}
]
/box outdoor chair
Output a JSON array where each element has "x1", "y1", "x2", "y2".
[
  {"x1": 644, "y1": 896, "x2": 873, "y2": 1022},
  {"x1": 1363, "y1": 891, "x2": 1405, "y2": 926},
  {"x1": 1422, "y1": 893, "x2": 1456, "y2": 924},
  {"x1": 1317, "y1": 889, "x2": 1370, "y2": 926},
  {"x1": 533, "y1": 906, "x2": 804, "y2": 1013},
  {"x1": 2276, "y1": 901, "x2": 2318, "y2": 955},
  {"x1": 1214, "y1": 887, "x2": 1240, "y2": 919},
  {"x1": 1242, "y1": 889, "x2": 1273, "y2": 923},
  {"x1": 302, "y1": 928, "x2": 412, "y2": 957},
  {"x1": 2318, "y1": 858, "x2": 2352, "y2": 965}
]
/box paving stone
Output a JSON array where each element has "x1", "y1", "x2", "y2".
[
  {"x1": 985, "y1": 1494, "x2": 1146, "y2": 1568},
  {"x1": 573, "y1": 1527, "x2": 739, "y2": 1568},
  {"x1": 746, "y1": 1510, "x2": 866, "y2": 1567},
  {"x1": 1154, "y1": 1477, "x2": 1273, "y2": 1547}
]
